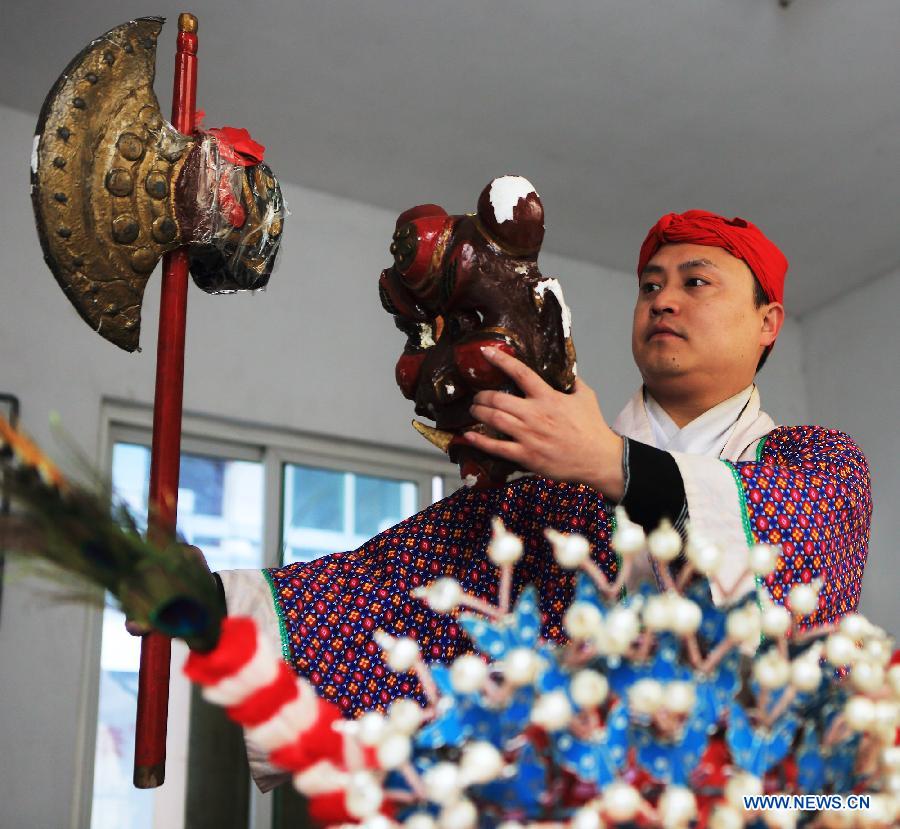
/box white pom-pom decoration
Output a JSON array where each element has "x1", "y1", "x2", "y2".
[
  {"x1": 422, "y1": 762, "x2": 462, "y2": 805},
  {"x1": 564, "y1": 602, "x2": 603, "y2": 641},
  {"x1": 762, "y1": 808, "x2": 798, "y2": 829},
  {"x1": 376, "y1": 732, "x2": 412, "y2": 770},
  {"x1": 501, "y1": 648, "x2": 542, "y2": 687},
  {"x1": 724, "y1": 773, "x2": 763, "y2": 808},
  {"x1": 760, "y1": 602, "x2": 791, "y2": 639},
  {"x1": 404, "y1": 815, "x2": 439, "y2": 829},
  {"x1": 686, "y1": 535, "x2": 723, "y2": 575},
  {"x1": 787, "y1": 582, "x2": 820, "y2": 617},
  {"x1": 605, "y1": 606, "x2": 641, "y2": 654},
  {"x1": 790, "y1": 658, "x2": 822, "y2": 692},
  {"x1": 356, "y1": 712, "x2": 389, "y2": 746},
  {"x1": 570, "y1": 670, "x2": 609, "y2": 708},
  {"x1": 389, "y1": 698, "x2": 426, "y2": 734},
  {"x1": 753, "y1": 652, "x2": 790, "y2": 690},
  {"x1": 612, "y1": 507, "x2": 646, "y2": 558},
  {"x1": 628, "y1": 679, "x2": 664, "y2": 716},
  {"x1": 488, "y1": 517, "x2": 524, "y2": 566},
  {"x1": 413, "y1": 578, "x2": 463, "y2": 613},
  {"x1": 545, "y1": 528, "x2": 591, "y2": 569},
  {"x1": 438, "y1": 798, "x2": 478, "y2": 829},
  {"x1": 888, "y1": 664, "x2": 900, "y2": 696},
  {"x1": 648, "y1": 519, "x2": 682, "y2": 562},
  {"x1": 460, "y1": 741, "x2": 504, "y2": 785},
  {"x1": 840, "y1": 613, "x2": 872, "y2": 640},
  {"x1": 825, "y1": 633, "x2": 857, "y2": 667},
  {"x1": 670, "y1": 597, "x2": 702, "y2": 636},
  {"x1": 658, "y1": 786, "x2": 698, "y2": 829},
  {"x1": 569, "y1": 806, "x2": 602, "y2": 829},
  {"x1": 726, "y1": 606, "x2": 762, "y2": 645},
  {"x1": 873, "y1": 700, "x2": 899, "y2": 731},
  {"x1": 748, "y1": 544, "x2": 778, "y2": 576},
  {"x1": 708, "y1": 805, "x2": 744, "y2": 829},
  {"x1": 665, "y1": 681, "x2": 696, "y2": 715},
  {"x1": 450, "y1": 655, "x2": 489, "y2": 694},
  {"x1": 643, "y1": 594, "x2": 676, "y2": 632},
  {"x1": 844, "y1": 696, "x2": 876, "y2": 732},
  {"x1": 856, "y1": 794, "x2": 899, "y2": 829},
  {"x1": 602, "y1": 782, "x2": 642, "y2": 822},
  {"x1": 345, "y1": 771, "x2": 384, "y2": 819},
  {"x1": 383, "y1": 636, "x2": 421, "y2": 673},
  {"x1": 851, "y1": 660, "x2": 886, "y2": 695},
  {"x1": 531, "y1": 691, "x2": 574, "y2": 731},
  {"x1": 864, "y1": 636, "x2": 893, "y2": 667}
]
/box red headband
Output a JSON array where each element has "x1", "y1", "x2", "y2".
[{"x1": 637, "y1": 210, "x2": 788, "y2": 304}]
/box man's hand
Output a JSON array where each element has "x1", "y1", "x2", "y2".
[
  {"x1": 125, "y1": 544, "x2": 212, "y2": 637},
  {"x1": 464, "y1": 347, "x2": 625, "y2": 500}
]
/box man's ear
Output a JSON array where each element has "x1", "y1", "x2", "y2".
[{"x1": 760, "y1": 302, "x2": 785, "y2": 348}]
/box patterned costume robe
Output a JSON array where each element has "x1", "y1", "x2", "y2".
[{"x1": 219, "y1": 385, "x2": 871, "y2": 789}]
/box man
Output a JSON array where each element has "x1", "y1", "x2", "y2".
[{"x1": 215, "y1": 210, "x2": 871, "y2": 788}]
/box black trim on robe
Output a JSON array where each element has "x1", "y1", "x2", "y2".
[
  {"x1": 619, "y1": 437, "x2": 688, "y2": 533},
  {"x1": 212, "y1": 570, "x2": 228, "y2": 615}
]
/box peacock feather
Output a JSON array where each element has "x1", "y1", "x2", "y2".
[{"x1": 0, "y1": 414, "x2": 223, "y2": 651}]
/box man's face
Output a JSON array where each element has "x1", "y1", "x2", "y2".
[{"x1": 631, "y1": 243, "x2": 775, "y2": 392}]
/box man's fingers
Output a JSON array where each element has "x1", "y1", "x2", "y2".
[
  {"x1": 469, "y1": 404, "x2": 526, "y2": 439},
  {"x1": 125, "y1": 619, "x2": 151, "y2": 637},
  {"x1": 182, "y1": 543, "x2": 211, "y2": 573},
  {"x1": 572, "y1": 376, "x2": 595, "y2": 397},
  {"x1": 470, "y1": 390, "x2": 531, "y2": 420},
  {"x1": 481, "y1": 347, "x2": 550, "y2": 398},
  {"x1": 462, "y1": 431, "x2": 526, "y2": 463}
]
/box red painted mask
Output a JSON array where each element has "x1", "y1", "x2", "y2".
[{"x1": 380, "y1": 176, "x2": 576, "y2": 488}]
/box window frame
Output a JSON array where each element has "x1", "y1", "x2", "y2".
[{"x1": 77, "y1": 397, "x2": 450, "y2": 829}]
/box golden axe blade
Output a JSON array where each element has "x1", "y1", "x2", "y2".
[{"x1": 31, "y1": 17, "x2": 191, "y2": 352}]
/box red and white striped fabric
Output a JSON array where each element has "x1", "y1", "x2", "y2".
[{"x1": 184, "y1": 616, "x2": 383, "y2": 825}]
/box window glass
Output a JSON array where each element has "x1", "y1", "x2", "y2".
[
  {"x1": 91, "y1": 443, "x2": 264, "y2": 829},
  {"x1": 281, "y1": 463, "x2": 417, "y2": 565},
  {"x1": 286, "y1": 465, "x2": 344, "y2": 531}
]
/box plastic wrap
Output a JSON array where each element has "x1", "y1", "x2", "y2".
[{"x1": 177, "y1": 129, "x2": 286, "y2": 294}]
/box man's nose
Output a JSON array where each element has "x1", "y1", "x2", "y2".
[{"x1": 649, "y1": 284, "x2": 679, "y2": 315}]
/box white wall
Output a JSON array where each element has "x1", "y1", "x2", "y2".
[
  {"x1": 0, "y1": 101, "x2": 810, "y2": 826},
  {"x1": 800, "y1": 270, "x2": 900, "y2": 636}
]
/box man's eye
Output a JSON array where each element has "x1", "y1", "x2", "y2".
[
  {"x1": 685, "y1": 277, "x2": 708, "y2": 287},
  {"x1": 641, "y1": 282, "x2": 661, "y2": 293}
]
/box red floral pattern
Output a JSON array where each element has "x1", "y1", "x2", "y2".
[
  {"x1": 737, "y1": 426, "x2": 871, "y2": 628},
  {"x1": 267, "y1": 478, "x2": 615, "y2": 715},
  {"x1": 267, "y1": 426, "x2": 871, "y2": 715}
]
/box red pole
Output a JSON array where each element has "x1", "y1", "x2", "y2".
[{"x1": 133, "y1": 12, "x2": 198, "y2": 789}]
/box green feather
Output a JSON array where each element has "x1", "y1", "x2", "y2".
[{"x1": 0, "y1": 417, "x2": 223, "y2": 651}]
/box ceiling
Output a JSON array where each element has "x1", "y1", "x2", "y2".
[{"x1": 5, "y1": 0, "x2": 900, "y2": 315}]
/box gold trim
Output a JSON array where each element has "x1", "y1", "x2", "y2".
[
  {"x1": 427, "y1": 223, "x2": 454, "y2": 281},
  {"x1": 178, "y1": 13, "x2": 198, "y2": 33}
]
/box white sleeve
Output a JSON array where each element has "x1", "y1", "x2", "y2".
[
  {"x1": 217, "y1": 569, "x2": 292, "y2": 793},
  {"x1": 667, "y1": 453, "x2": 757, "y2": 606}
]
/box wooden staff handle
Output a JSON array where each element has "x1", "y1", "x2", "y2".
[{"x1": 133, "y1": 12, "x2": 199, "y2": 790}]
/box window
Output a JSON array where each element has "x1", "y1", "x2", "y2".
[
  {"x1": 87, "y1": 401, "x2": 448, "y2": 829},
  {"x1": 282, "y1": 465, "x2": 418, "y2": 564},
  {"x1": 92, "y1": 444, "x2": 265, "y2": 829}
]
